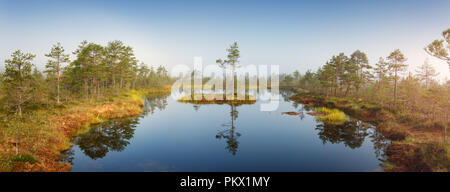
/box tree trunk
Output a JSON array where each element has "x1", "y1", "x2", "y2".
[
  {"x1": 120, "y1": 75, "x2": 123, "y2": 89},
  {"x1": 97, "y1": 80, "x2": 100, "y2": 98},
  {"x1": 84, "y1": 79, "x2": 89, "y2": 99},
  {"x1": 18, "y1": 63, "x2": 22, "y2": 116},
  {"x1": 444, "y1": 112, "x2": 448, "y2": 143},
  {"x1": 344, "y1": 83, "x2": 351, "y2": 97},
  {"x1": 112, "y1": 74, "x2": 116, "y2": 89},
  {"x1": 57, "y1": 55, "x2": 60, "y2": 104},
  {"x1": 394, "y1": 69, "x2": 398, "y2": 107},
  {"x1": 18, "y1": 94, "x2": 22, "y2": 116}
]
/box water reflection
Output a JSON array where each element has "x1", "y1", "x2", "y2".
[
  {"x1": 290, "y1": 99, "x2": 372, "y2": 149},
  {"x1": 181, "y1": 93, "x2": 254, "y2": 155},
  {"x1": 290, "y1": 97, "x2": 389, "y2": 162},
  {"x1": 142, "y1": 94, "x2": 169, "y2": 116},
  {"x1": 70, "y1": 94, "x2": 170, "y2": 160},
  {"x1": 315, "y1": 120, "x2": 371, "y2": 149},
  {"x1": 216, "y1": 104, "x2": 241, "y2": 155},
  {"x1": 66, "y1": 90, "x2": 389, "y2": 171},
  {"x1": 370, "y1": 129, "x2": 390, "y2": 161},
  {"x1": 76, "y1": 117, "x2": 139, "y2": 159}
]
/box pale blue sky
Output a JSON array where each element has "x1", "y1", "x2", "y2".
[{"x1": 0, "y1": 0, "x2": 449, "y2": 80}]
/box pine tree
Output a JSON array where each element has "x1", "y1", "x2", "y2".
[
  {"x1": 45, "y1": 42, "x2": 70, "y2": 104},
  {"x1": 387, "y1": 49, "x2": 407, "y2": 107},
  {"x1": 327, "y1": 53, "x2": 350, "y2": 96},
  {"x1": 106, "y1": 40, "x2": 125, "y2": 89},
  {"x1": 415, "y1": 59, "x2": 439, "y2": 89},
  {"x1": 316, "y1": 65, "x2": 334, "y2": 96},
  {"x1": 351, "y1": 50, "x2": 372, "y2": 91},
  {"x1": 374, "y1": 57, "x2": 390, "y2": 83},
  {"x1": 216, "y1": 42, "x2": 240, "y2": 71},
  {"x1": 425, "y1": 28, "x2": 450, "y2": 69},
  {"x1": 3, "y1": 50, "x2": 36, "y2": 116},
  {"x1": 83, "y1": 43, "x2": 105, "y2": 98},
  {"x1": 216, "y1": 42, "x2": 241, "y2": 96}
]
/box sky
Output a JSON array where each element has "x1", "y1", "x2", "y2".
[{"x1": 0, "y1": 0, "x2": 449, "y2": 81}]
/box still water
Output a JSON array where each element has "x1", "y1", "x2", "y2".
[{"x1": 64, "y1": 91, "x2": 389, "y2": 172}]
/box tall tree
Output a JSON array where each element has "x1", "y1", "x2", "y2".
[
  {"x1": 372, "y1": 57, "x2": 391, "y2": 105},
  {"x1": 316, "y1": 65, "x2": 334, "y2": 96},
  {"x1": 70, "y1": 42, "x2": 105, "y2": 98},
  {"x1": 415, "y1": 59, "x2": 439, "y2": 89},
  {"x1": 83, "y1": 43, "x2": 105, "y2": 98},
  {"x1": 66, "y1": 41, "x2": 89, "y2": 96},
  {"x1": 387, "y1": 49, "x2": 407, "y2": 106},
  {"x1": 31, "y1": 67, "x2": 48, "y2": 105},
  {"x1": 118, "y1": 45, "x2": 137, "y2": 89},
  {"x1": 342, "y1": 57, "x2": 359, "y2": 96},
  {"x1": 293, "y1": 70, "x2": 301, "y2": 83},
  {"x1": 374, "y1": 57, "x2": 390, "y2": 83},
  {"x1": 350, "y1": 50, "x2": 371, "y2": 91},
  {"x1": 136, "y1": 62, "x2": 150, "y2": 88},
  {"x1": 3, "y1": 50, "x2": 36, "y2": 116},
  {"x1": 425, "y1": 28, "x2": 450, "y2": 68},
  {"x1": 216, "y1": 42, "x2": 240, "y2": 72},
  {"x1": 45, "y1": 42, "x2": 70, "y2": 104},
  {"x1": 327, "y1": 53, "x2": 350, "y2": 96},
  {"x1": 216, "y1": 42, "x2": 241, "y2": 97},
  {"x1": 106, "y1": 40, "x2": 125, "y2": 89}
]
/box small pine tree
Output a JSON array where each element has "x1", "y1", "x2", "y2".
[
  {"x1": 3, "y1": 50, "x2": 36, "y2": 116},
  {"x1": 45, "y1": 42, "x2": 70, "y2": 104}
]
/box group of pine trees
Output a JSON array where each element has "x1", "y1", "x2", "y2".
[
  {"x1": 0, "y1": 40, "x2": 171, "y2": 116},
  {"x1": 282, "y1": 28, "x2": 449, "y2": 130}
]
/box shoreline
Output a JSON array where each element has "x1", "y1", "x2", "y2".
[
  {"x1": 2, "y1": 88, "x2": 446, "y2": 172},
  {"x1": 289, "y1": 94, "x2": 449, "y2": 172},
  {"x1": 0, "y1": 87, "x2": 171, "y2": 172}
]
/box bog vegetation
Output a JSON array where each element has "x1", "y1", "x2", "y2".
[
  {"x1": 0, "y1": 28, "x2": 449, "y2": 172},
  {"x1": 285, "y1": 29, "x2": 450, "y2": 171},
  {"x1": 0, "y1": 40, "x2": 172, "y2": 171}
]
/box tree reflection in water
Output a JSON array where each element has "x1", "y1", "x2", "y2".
[
  {"x1": 369, "y1": 128, "x2": 390, "y2": 162},
  {"x1": 75, "y1": 117, "x2": 139, "y2": 159},
  {"x1": 184, "y1": 95, "x2": 251, "y2": 156},
  {"x1": 291, "y1": 97, "x2": 389, "y2": 161},
  {"x1": 64, "y1": 93, "x2": 170, "y2": 161},
  {"x1": 315, "y1": 120, "x2": 371, "y2": 149},
  {"x1": 142, "y1": 94, "x2": 169, "y2": 116},
  {"x1": 216, "y1": 104, "x2": 241, "y2": 155}
]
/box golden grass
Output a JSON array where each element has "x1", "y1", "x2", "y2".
[{"x1": 313, "y1": 107, "x2": 348, "y2": 125}]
